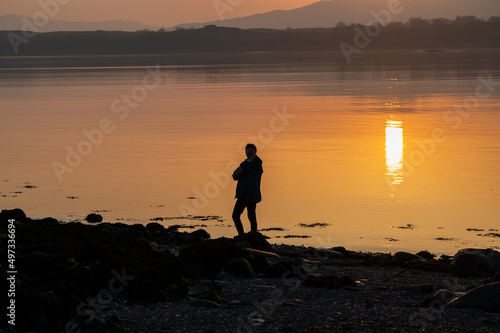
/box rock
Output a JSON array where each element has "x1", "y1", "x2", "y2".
[
  {"x1": 38, "y1": 217, "x2": 60, "y2": 226},
  {"x1": 168, "y1": 231, "x2": 193, "y2": 243},
  {"x1": 165, "y1": 224, "x2": 180, "y2": 233},
  {"x1": 166, "y1": 283, "x2": 189, "y2": 301},
  {"x1": 330, "y1": 246, "x2": 348, "y2": 255},
  {"x1": 421, "y1": 289, "x2": 461, "y2": 307},
  {"x1": 493, "y1": 271, "x2": 500, "y2": 282},
  {"x1": 339, "y1": 276, "x2": 357, "y2": 288},
  {"x1": 303, "y1": 274, "x2": 355, "y2": 289},
  {"x1": 189, "y1": 299, "x2": 222, "y2": 308},
  {"x1": 127, "y1": 277, "x2": 166, "y2": 303},
  {"x1": 245, "y1": 248, "x2": 282, "y2": 262},
  {"x1": 446, "y1": 281, "x2": 500, "y2": 314},
  {"x1": 190, "y1": 229, "x2": 210, "y2": 240},
  {"x1": 85, "y1": 213, "x2": 103, "y2": 223},
  {"x1": 293, "y1": 257, "x2": 321, "y2": 266},
  {"x1": 236, "y1": 240, "x2": 251, "y2": 248},
  {"x1": 179, "y1": 237, "x2": 248, "y2": 277},
  {"x1": 0, "y1": 208, "x2": 27, "y2": 225},
  {"x1": 451, "y1": 248, "x2": 500, "y2": 275},
  {"x1": 164, "y1": 244, "x2": 179, "y2": 257},
  {"x1": 392, "y1": 251, "x2": 426, "y2": 263},
  {"x1": 165, "y1": 229, "x2": 210, "y2": 245},
  {"x1": 227, "y1": 300, "x2": 242, "y2": 307},
  {"x1": 303, "y1": 274, "x2": 340, "y2": 289},
  {"x1": 283, "y1": 299, "x2": 306, "y2": 307},
  {"x1": 373, "y1": 254, "x2": 389, "y2": 261},
  {"x1": 146, "y1": 222, "x2": 164, "y2": 233},
  {"x1": 189, "y1": 281, "x2": 223, "y2": 303},
  {"x1": 148, "y1": 240, "x2": 162, "y2": 252},
  {"x1": 225, "y1": 257, "x2": 254, "y2": 277},
  {"x1": 265, "y1": 258, "x2": 279, "y2": 267},
  {"x1": 249, "y1": 284, "x2": 276, "y2": 291},
  {"x1": 83, "y1": 315, "x2": 130, "y2": 333},
  {"x1": 130, "y1": 223, "x2": 146, "y2": 232},
  {"x1": 317, "y1": 249, "x2": 344, "y2": 259},
  {"x1": 234, "y1": 232, "x2": 273, "y2": 252},
  {"x1": 397, "y1": 284, "x2": 435, "y2": 294},
  {"x1": 416, "y1": 250, "x2": 436, "y2": 260}
]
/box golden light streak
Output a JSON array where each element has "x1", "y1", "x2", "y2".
[{"x1": 385, "y1": 119, "x2": 404, "y2": 186}]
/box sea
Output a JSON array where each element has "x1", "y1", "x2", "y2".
[{"x1": 1, "y1": 49, "x2": 499, "y2": 255}]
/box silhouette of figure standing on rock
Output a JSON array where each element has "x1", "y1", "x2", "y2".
[{"x1": 232, "y1": 143, "x2": 263, "y2": 236}]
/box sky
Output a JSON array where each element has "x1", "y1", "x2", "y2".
[
  {"x1": 2, "y1": 0, "x2": 499, "y2": 28},
  {"x1": 2, "y1": 0, "x2": 313, "y2": 27}
]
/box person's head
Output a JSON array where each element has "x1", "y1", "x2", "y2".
[{"x1": 245, "y1": 143, "x2": 257, "y2": 159}]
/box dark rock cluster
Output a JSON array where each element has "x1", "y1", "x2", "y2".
[{"x1": 0, "y1": 209, "x2": 288, "y2": 332}]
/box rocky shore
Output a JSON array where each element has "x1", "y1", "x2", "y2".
[{"x1": 1, "y1": 208, "x2": 499, "y2": 333}]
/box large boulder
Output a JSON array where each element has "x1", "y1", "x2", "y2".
[
  {"x1": 245, "y1": 248, "x2": 282, "y2": 262},
  {"x1": 234, "y1": 232, "x2": 273, "y2": 252},
  {"x1": 317, "y1": 249, "x2": 344, "y2": 259},
  {"x1": 421, "y1": 289, "x2": 461, "y2": 307},
  {"x1": 451, "y1": 248, "x2": 500, "y2": 275},
  {"x1": 392, "y1": 251, "x2": 426, "y2": 263},
  {"x1": 85, "y1": 213, "x2": 103, "y2": 223},
  {"x1": 146, "y1": 222, "x2": 165, "y2": 233},
  {"x1": 225, "y1": 257, "x2": 254, "y2": 277},
  {"x1": 179, "y1": 237, "x2": 248, "y2": 277},
  {"x1": 446, "y1": 282, "x2": 500, "y2": 314}
]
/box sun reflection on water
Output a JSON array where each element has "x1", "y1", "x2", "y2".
[{"x1": 385, "y1": 119, "x2": 404, "y2": 187}]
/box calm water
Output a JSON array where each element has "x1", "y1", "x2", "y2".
[{"x1": 1, "y1": 50, "x2": 499, "y2": 255}]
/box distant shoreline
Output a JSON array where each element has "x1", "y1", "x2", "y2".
[{"x1": 1, "y1": 48, "x2": 500, "y2": 69}]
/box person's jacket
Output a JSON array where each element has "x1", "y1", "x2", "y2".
[{"x1": 233, "y1": 156, "x2": 263, "y2": 203}]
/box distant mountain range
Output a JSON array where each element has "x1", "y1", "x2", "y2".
[
  {"x1": 0, "y1": 15, "x2": 157, "y2": 32},
  {"x1": 170, "y1": 0, "x2": 499, "y2": 30}
]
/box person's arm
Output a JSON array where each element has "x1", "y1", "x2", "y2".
[{"x1": 232, "y1": 162, "x2": 247, "y2": 180}]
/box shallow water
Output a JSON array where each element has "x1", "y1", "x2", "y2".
[{"x1": 1, "y1": 50, "x2": 499, "y2": 255}]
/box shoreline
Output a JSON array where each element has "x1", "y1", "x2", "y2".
[
  {"x1": 4, "y1": 206, "x2": 496, "y2": 257},
  {"x1": 1, "y1": 208, "x2": 499, "y2": 332},
  {"x1": 1, "y1": 48, "x2": 500, "y2": 69},
  {"x1": 0, "y1": 209, "x2": 466, "y2": 257},
  {"x1": 2, "y1": 205, "x2": 498, "y2": 256}
]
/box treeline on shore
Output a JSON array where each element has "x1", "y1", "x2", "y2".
[{"x1": 1, "y1": 16, "x2": 499, "y2": 56}]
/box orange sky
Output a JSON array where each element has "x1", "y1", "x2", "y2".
[
  {"x1": 2, "y1": 0, "x2": 499, "y2": 27},
  {"x1": 2, "y1": 0, "x2": 313, "y2": 27}
]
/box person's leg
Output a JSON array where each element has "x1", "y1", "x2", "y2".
[
  {"x1": 232, "y1": 199, "x2": 246, "y2": 236},
  {"x1": 246, "y1": 201, "x2": 258, "y2": 233}
]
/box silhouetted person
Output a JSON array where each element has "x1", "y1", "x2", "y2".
[{"x1": 232, "y1": 143, "x2": 263, "y2": 236}]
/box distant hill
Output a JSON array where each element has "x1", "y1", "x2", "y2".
[
  {"x1": 170, "y1": 0, "x2": 500, "y2": 30},
  {"x1": 0, "y1": 15, "x2": 157, "y2": 32}
]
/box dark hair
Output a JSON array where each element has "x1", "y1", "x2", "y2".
[{"x1": 245, "y1": 143, "x2": 257, "y2": 152}]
